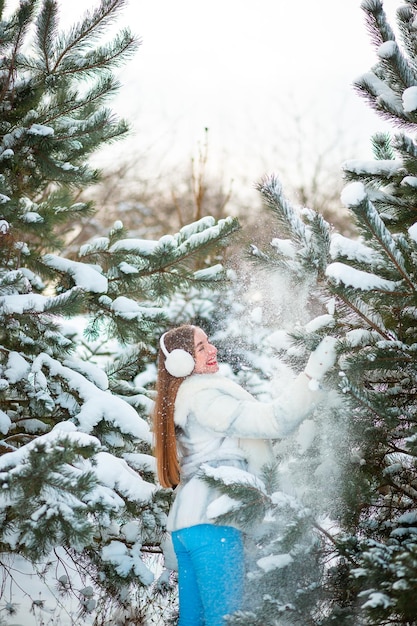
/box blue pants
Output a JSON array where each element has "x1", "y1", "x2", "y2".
[{"x1": 171, "y1": 524, "x2": 244, "y2": 626}]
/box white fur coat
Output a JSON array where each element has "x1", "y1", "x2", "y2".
[{"x1": 166, "y1": 372, "x2": 316, "y2": 532}]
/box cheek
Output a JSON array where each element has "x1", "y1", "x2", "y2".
[{"x1": 193, "y1": 353, "x2": 205, "y2": 373}]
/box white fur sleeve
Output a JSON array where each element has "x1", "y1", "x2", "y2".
[
  {"x1": 190, "y1": 373, "x2": 319, "y2": 439},
  {"x1": 271, "y1": 372, "x2": 322, "y2": 436}
]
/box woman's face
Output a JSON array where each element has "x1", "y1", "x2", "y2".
[{"x1": 193, "y1": 327, "x2": 219, "y2": 374}]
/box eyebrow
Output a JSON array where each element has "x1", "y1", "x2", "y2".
[{"x1": 195, "y1": 340, "x2": 204, "y2": 348}]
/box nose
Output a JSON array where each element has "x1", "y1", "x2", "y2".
[{"x1": 209, "y1": 343, "x2": 217, "y2": 356}]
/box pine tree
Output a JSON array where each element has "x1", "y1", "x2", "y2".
[
  {"x1": 206, "y1": 1, "x2": 417, "y2": 625},
  {"x1": 0, "y1": 1, "x2": 239, "y2": 623},
  {"x1": 329, "y1": 2, "x2": 417, "y2": 623}
]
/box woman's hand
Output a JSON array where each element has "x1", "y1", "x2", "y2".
[{"x1": 304, "y1": 336, "x2": 337, "y2": 381}]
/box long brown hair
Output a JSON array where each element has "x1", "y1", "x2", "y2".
[{"x1": 153, "y1": 325, "x2": 196, "y2": 488}]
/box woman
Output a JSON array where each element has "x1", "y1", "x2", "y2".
[{"x1": 153, "y1": 324, "x2": 336, "y2": 626}]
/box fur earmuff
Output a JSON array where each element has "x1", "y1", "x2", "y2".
[{"x1": 160, "y1": 334, "x2": 195, "y2": 377}]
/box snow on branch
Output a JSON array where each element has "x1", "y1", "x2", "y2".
[
  {"x1": 0, "y1": 287, "x2": 83, "y2": 315},
  {"x1": 32, "y1": 353, "x2": 151, "y2": 442},
  {"x1": 326, "y1": 262, "x2": 399, "y2": 291},
  {"x1": 355, "y1": 72, "x2": 404, "y2": 117},
  {"x1": 342, "y1": 159, "x2": 404, "y2": 179},
  {"x1": 92, "y1": 452, "x2": 156, "y2": 503},
  {"x1": 43, "y1": 254, "x2": 108, "y2": 293},
  {"x1": 330, "y1": 233, "x2": 384, "y2": 266},
  {"x1": 108, "y1": 215, "x2": 238, "y2": 261},
  {"x1": 0, "y1": 428, "x2": 101, "y2": 476}
]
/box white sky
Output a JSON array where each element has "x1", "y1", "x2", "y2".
[{"x1": 59, "y1": 0, "x2": 401, "y2": 192}]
